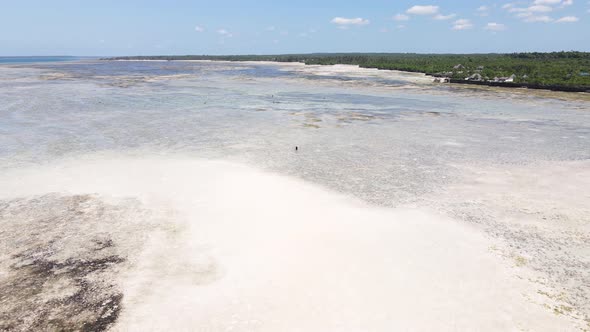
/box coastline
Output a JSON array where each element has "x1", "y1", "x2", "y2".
[
  {"x1": 101, "y1": 54, "x2": 590, "y2": 95},
  {"x1": 103, "y1": 58, "x2": 590, "y2": 100},
  {"x1": 448, "y1": 78, "x2": 590, "y2": 93}
]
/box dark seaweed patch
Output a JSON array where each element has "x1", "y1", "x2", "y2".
[
  {"x1": 0, "y1": 252, "x2": 124, "y2": 332},
  {"x1": 0, "y1": 194, "x2": 135, "y2": 332}
]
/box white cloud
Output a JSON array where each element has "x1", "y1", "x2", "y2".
[
  {"x1": 507, "y1": 1, "x2": 577, "y2": 23},
  {"x1": 510, "y1": 5, "x2": 553, "y2": 12},
  {"x1": 533, "y1": 0, "x2": 573, "y2": 5},
  {"x1": 434, "y1": 13, "x2": 457, "y2": 20},
  {"x1": 194, "y1": 26, "x2": 205, "y2": 32},
  {"x1": 562, "y1": 0, "x2": 574, "y2": 6},
  {"x1": 485, "y1": 22, "x2": 507, "y2": 30},
  {"x1": 476, "y1": 6, "x2": 490, "y2": 16},
  {"x1": 393, "y1": 14, "x2": 410, "y2": 21},
  {"x1": 407, "y1": 5, "x2": 439, "y2": 15},
  {"x1": 528, "y1": 5, "x2": 554, "y2": 11},
  {"x1": 330, "y1": 17, "x2": 370, "y2": 27},
  {"x1": 266, "y1": 26, "x2": 276, "y2": 31},
  {"x1": 524, "y1": 15, "x2": 554, "y2": 22},
  {"x1": 555, "y1": 15, "x2": 579, "y2": 22},
  {"x1": 452, "y1": 19, "x2": 473, "y2": 30},
  {"x1": 217, "y1": 29, "x2": 233, "y2": 37}
]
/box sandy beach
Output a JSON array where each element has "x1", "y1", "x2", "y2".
[
  {"x1": 0, "y1": 60, "x2": 588, "y2": 331},
  {"x1": 0, "y1": 156, "x2": 580, "y2": 331}
]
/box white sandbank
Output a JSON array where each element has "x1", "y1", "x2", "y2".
[{"x1": 0, "y1": 155, "x2": 575, "y2": 331}]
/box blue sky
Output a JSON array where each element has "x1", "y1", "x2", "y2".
[{"x1": 1, "y1": 0, "x2": 589, "y2": 55}]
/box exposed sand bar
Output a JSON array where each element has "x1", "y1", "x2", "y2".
[{"x1": 0, "y1": 155, "x2": 576, "y2": 331}]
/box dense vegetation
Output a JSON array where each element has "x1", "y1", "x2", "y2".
[{"x1": 106, "y1": 52, "x2": 590, "y2": 88}]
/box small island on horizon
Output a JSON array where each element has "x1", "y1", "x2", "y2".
[{"x1": 105, "y1": 51, "x2": 590, "y2": 93}]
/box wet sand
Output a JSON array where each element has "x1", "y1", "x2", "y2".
[{"x1": 0, "y1": 156, "x2": 581, "y2": 331}]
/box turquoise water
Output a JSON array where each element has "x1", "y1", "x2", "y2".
[{"x1": 0, "y1": 56, "x2": 82, "y2": 64}]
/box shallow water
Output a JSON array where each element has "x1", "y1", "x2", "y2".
[
  {"x1": 1, "y1": 61, "x2": 588, "y2": 203},
  {"x1": 0, "y1": 60, "x2": 589, "y2": 331}
]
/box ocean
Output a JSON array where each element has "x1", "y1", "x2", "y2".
[{"x1": 0, "y1": 56, "x2": 85, "y2": 64}]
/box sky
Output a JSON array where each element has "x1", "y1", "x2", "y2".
[{"x1": 0, "y1": 0, "x2": 589, "y2": 56}]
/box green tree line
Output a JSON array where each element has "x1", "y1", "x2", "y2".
[{"x1": 105, "y1": 52, "x2": 590, "y2": 88}]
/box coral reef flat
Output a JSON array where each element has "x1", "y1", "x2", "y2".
[{"x1": 0, "y1": 60, "x2": 589, "y2": 331}]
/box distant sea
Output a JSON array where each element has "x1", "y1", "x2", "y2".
[{"x1": 0, "y1": 56, "x2": 84, "y2": 64}]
